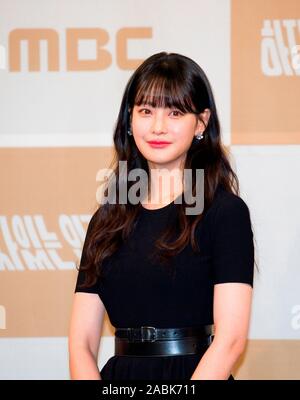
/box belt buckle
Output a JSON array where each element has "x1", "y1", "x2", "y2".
[
  {"x1": 140, "y1": 326, "x2": 156, "y2": 342},
  {"x1": 126, "y1": 328, "x2": 133, "y2": 342}
]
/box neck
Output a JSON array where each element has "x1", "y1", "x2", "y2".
[{"x1": 146, "y1": 161, "x2": 185, "y2": 206}]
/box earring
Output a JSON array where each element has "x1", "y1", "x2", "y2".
[
  {"x1": 127, "y1": 128, "x2": 133, "y2": 136},
  {"x1": 195, "y1": 132, "x2": 204, "y2": 140}
]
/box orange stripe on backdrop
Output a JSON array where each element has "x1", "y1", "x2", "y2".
[
  {"x1": 231, "y1": 0, "x2": 300, "y2": 145},
  {"x1": 0, "y1": 147, "x2": 114, "y2": 337},
  {"x1": 234, "y1": 340, "x2": 300, "y2": 379},
  {"x1": 1, "y1": 148, "x2": 300, "y2": 379}
]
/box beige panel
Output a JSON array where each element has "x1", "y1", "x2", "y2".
[
  {"x1": 231, "y1": 0, "x2": 300, "y2": 144},
  {"x1": 0, "y1": 147, "x2": 115, "y2": 337},
  {"x1": 0, "y1": 270, "x2": 114, "y2": 337},
  {"x1": 234, "y1": 340, "x2": 300, "y2": 380}
]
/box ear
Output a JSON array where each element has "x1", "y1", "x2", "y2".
[{"x1": 196, "y1": 108, "x2": 211, "y2": 131}]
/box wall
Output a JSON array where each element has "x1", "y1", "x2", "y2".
[{"x1": 0, "y1": 0, "x2": 299, "y2": 379}]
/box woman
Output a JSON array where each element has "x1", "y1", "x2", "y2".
[{"x1": 68, "y1": 52, "x2": 255, "y2": 380}]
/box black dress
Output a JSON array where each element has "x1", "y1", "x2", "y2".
[{"x1": 75, "y1": 185, "x2": 254, "y2": 380}]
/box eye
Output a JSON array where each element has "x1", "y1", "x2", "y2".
[
  {"x1": 170, "y1": 109, "x2": 183, "y2": 117},
  {"x1": 138, "y1": 107, "x2": 151, "y2": 115}
]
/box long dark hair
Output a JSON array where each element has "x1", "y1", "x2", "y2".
[{"x1": 77, "y1": 51, "x2": 246, "y2": 287}]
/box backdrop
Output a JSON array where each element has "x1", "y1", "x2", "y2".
[{"x1": 0, "y1": 0, "x2": 300, "y2": 379}]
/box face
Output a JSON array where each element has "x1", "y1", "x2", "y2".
[{"x1": 131, "y1": 104, "x2": 209, "y2": 171}]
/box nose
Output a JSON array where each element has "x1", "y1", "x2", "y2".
[{"x1": 151, "y1": 110, "x2": 167, "y2": 134}]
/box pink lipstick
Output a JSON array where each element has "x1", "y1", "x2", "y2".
[{"x1": 147, "y1": 140, "x2": 171, "y2": 148}]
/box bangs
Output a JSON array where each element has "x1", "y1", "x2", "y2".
[{"x1": 134, "y1": 75, "x2": 197, "y2": 114}]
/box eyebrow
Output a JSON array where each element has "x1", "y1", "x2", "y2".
[{"x1": 135, "y1": 103, "x2": 180, "y2": 109}]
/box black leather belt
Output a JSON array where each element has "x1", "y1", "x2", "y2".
[{"x1": 114, "y1": 325, "x2": 214, "y2": 357}]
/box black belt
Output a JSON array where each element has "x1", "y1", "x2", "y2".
[{"x1": 114, "y1": 325, "x2": 214, "y2": 357}]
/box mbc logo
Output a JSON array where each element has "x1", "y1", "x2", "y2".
[{"x1": 8, "y1": 27, "x2": 152, "y2": 72}]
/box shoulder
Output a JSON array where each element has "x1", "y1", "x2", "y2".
[
  {"x1": 207, "y1": 186, "x2": 254, "y2": 286},
  {"x1": 211, "y1": 185, "x2": 251, "y2": 222}
]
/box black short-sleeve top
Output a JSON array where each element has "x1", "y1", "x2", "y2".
[{"x1": 75, "y1": 185, "x2": 254, "y2": 329}]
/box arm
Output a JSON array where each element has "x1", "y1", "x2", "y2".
[
  {"x1": 190, "y1": 282, "x2": 253, "y2": 380},
  {"x1": 68, "y1": 292, "x2": 106, "y2": 380}
]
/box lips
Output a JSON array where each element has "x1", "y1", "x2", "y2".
[
  {"x1": 147, "y1": 140, "x2": 171, "y2": 148},
  {"x1": 148, "y1": 141, "x2": 171, "y2": 144}
]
